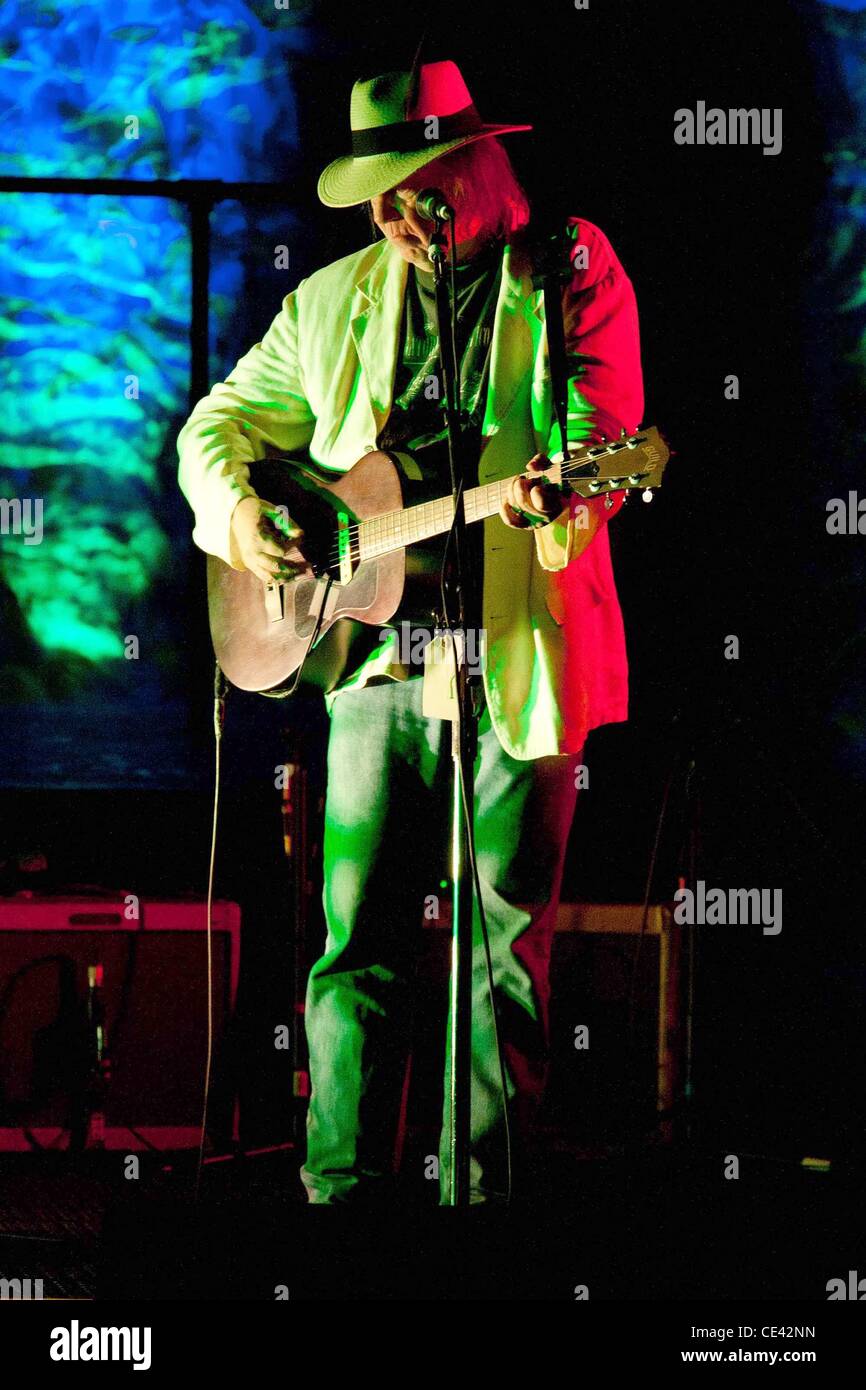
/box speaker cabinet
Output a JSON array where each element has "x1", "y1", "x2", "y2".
[
  {"x1": 409, "y1": 902, "x2": 682, "y2": 1144},
  {"x1": 0, "y1": 897, "x2": 240, "y2": 1150}
]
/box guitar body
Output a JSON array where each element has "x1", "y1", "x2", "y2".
[{"x1": 207, "y1": 451, "x2": 405, "y2": 694}]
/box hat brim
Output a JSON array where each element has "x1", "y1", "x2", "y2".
[{"x1": 317, "y1": 124, "x2": 532, "y2": 208}]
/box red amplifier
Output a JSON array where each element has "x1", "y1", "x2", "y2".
[{"x1": 0, "y1": 896, "x2": 240, "y2": 1151}]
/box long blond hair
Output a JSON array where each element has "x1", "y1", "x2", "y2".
[{"x1": 433, "y1": 136, "x2": 531, "y2": 241}]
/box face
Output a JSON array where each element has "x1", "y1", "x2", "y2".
[{"x1": 369, "y1": 156, "x2": 490, "y2": 271}]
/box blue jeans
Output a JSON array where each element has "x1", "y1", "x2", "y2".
[{"x1": 300, "y1": 674, "x2": 580, "y2": 1204}]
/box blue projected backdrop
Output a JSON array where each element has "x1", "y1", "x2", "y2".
[{"x1": 0, "y1": 1, "x2": 312, "y2": 786}]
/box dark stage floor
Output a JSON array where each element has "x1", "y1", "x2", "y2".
[{"x1": 1, "y1": 1141, "x2": 863, "y2": 1302}]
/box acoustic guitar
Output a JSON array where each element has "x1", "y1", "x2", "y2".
[{"x1": 207, "y1": 426, "x2": 670, "y2": 695}]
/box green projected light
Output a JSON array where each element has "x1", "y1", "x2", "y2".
[{"x1": 0, "y1": 193, "x2": 186, "y2": 678}]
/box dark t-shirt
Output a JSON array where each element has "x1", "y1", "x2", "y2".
[{"x1": 376, "y1": 240, "x2": 503, "y2": 630}]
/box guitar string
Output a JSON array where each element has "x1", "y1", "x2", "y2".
[
  {"x1": 324, "y1": 439, "x2": 655, "y2": 567},
  {"x1": 326, "y1": 456, "x2": 653, "y2": 565}
]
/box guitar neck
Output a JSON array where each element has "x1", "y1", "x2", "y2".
[
  {"x1": 356, "y1": 476, "x2": 510, "y2": 563},
  {"x1": 347, "y1": 427, "x2": 668, "y2": 565}
]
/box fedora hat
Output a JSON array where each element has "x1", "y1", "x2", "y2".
[{"x1": 318, "y1": 59, "x2": 532, "y2": 208}]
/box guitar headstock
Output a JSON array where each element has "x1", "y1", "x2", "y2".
[{"x1": 559, "y1": 426, "x2": 671, "y2": 502}]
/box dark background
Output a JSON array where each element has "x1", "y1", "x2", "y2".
[{"x1": 3, "y1": 0, "x2": 864, "y2": 1165}]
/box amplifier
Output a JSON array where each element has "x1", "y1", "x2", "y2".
[
  {"x1": 0, "y1": 896, "x2": 240, "y2": 1151},
  {"x1": 411, "y1": 902, "x2": 683, "y2": 1143}
]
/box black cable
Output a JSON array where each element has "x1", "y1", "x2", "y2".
[
  {"x1": 194, "y1": 661, "x2": 227, "y2": 1201},
  {"x1": 126, "y1": 1125, "x2": 162, "y2": 1153},
  {"x1": 107, "y1": 925, "x2": 142, "y2": 1058},
  {"x1": 626, "y1": 754, "x2": 687, "y2": 1037}
]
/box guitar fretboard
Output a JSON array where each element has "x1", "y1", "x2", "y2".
[
  {"x1": 332, "y1": 428, "x2": 667, "y2": 567},
  {"x1": 355, "y1": 479, "x2": 510, "y2": 562}
]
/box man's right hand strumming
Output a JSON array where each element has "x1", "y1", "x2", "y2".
[{"x1": 230, "y1": 495, "x2": 313, "y2": 585}]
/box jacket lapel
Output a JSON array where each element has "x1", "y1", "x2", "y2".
[
  {"x1": 479, "y1": 235, "x2": 542, "y2": 478},
  {"x1": 349, "y1": 242, "x2": 408, "y2": 436}
]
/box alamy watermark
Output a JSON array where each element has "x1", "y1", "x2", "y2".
[
  {"x1": 0, "y1": 497, "x2": 43, "y2": 545},
  {"x1": 827, "y1": 1270, "x2": 866, "y2": 1300},
  {"x1": 49, "y1": 1321, "x2": 151, "y2": 1370},
  {"x1": 674, "y1": 880, "x2": 782, "y2": 935},
  {"x1": 382, "y1": 622, "x2": 487, "y2": 677},
  {"x1": 674, "y1": 103, "x2": 782, "y2": 157},
  {"x1": 1, "y1": 1276, "x2": 43, "y2": 1299},
  {"x1": 826, "y1": 492, "x2": 866, "y2": 534}
]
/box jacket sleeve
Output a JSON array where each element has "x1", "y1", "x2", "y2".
[
  {"x1": 534, "y1": 218, "x2": 644, "y2": 573},
  {"x1": 177, "y1": 285, "x2": 316, "y2": 566}
]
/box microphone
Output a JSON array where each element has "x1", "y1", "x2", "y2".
[{"x1": 414, "y1": 188, "x2": 454, "y2": 222}]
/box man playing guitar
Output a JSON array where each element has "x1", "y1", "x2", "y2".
[{"x1": 178, "y1": 59, "x2": 645, "y2": 1204}]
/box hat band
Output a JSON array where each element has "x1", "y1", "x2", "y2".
[{"x1": 350, "y1": 103, "x2": 483, "y2": 157}]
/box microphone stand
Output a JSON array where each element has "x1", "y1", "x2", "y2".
[{"x1": 427, "y1": 214, "x2": 479, "y2": 1206}]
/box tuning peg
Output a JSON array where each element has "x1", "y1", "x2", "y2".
[{"x1": 642, "y1": 488, "x2": 653, "y2": 503}]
